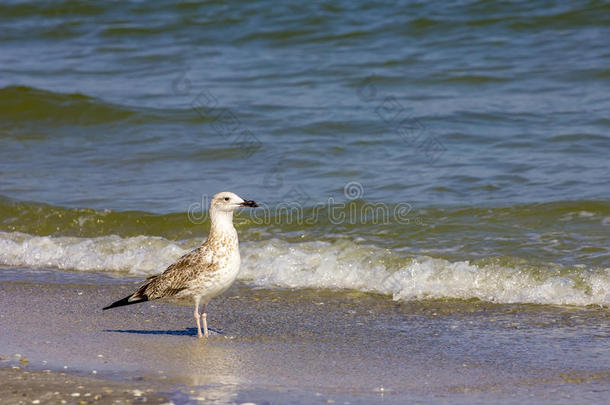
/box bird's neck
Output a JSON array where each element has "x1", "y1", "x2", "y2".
[{"x1": 208, "y1": 210, "x2": 237, "y2": 241}]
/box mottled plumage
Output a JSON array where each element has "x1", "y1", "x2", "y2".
[{"x1": 103, "y1": 192, "x2": 258, "y2": 338}]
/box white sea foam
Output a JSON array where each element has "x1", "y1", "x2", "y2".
[
  {"x1": 239, "y1": 239, "x2": 609, "y2": 306},
  {"x1": 0, "y1": 232, "x2": 608, "y2": 306},
  {"x1": 0, "y1": 232, "x2": 186, "y2": 274}
]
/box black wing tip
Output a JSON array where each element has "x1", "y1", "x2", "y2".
[{"x1": 102, "y1": 294, "x2": 148, "y2": 310}]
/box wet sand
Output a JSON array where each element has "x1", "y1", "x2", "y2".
[
  {"x1": 1, "y1": 268, "x2": 609, "y2": 404},
  {"x1": 0, "y1": 367, "x2": 168, "y2": 404}
]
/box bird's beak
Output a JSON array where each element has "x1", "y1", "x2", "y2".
[{"x1": 239, "y1": 199, "x2": 258, "y2": 207}]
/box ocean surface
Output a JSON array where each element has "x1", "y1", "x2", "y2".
[{"x1": 1, "y1": 0, "x2": 609, "y2": 307}]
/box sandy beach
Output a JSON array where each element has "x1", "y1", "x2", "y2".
[{"x1": 1, "y1": 267, "x2": 608, "y2": 404}]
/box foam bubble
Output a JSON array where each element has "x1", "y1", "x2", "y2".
[{"x1": 0, "y1": 232, "x2": 608, "y2": 306}]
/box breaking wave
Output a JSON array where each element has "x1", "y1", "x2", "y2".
[{"x1": 1, "y1": 232, "x2": 607, "y2": 307}]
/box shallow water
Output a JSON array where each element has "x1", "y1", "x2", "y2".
[{"x1": 1, "y1": 198, "x2": 608, "y2": 306}]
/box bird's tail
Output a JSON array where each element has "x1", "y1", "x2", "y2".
[{"x1": 102, "y1": 293, "x2": 148, "y2": 310}]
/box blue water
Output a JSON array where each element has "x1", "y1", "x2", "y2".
[
  {"x1": 0, "y1": 1, "x2": 609, "y2": 306},
  {"x1": 1, "y1": 0, "x2": 609, "y2": 212}
]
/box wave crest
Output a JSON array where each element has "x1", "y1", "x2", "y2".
[{"x1": 1, "y1": 232, "x2": 607, "y2": 307}]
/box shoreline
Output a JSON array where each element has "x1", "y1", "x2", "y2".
[{"x1": 1, "y1": 268, "x2": 609, "y2": 404}]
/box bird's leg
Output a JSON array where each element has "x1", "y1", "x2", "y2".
[
  {"x1": 194, "y1": 299, "x2": 204, "y2": 339},
  {"x1": 200, "y1": 303, "x2": 209, "y2": 338}
]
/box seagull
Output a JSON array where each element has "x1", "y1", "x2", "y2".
[{"x1": 103, "y1": 192, "x2": 258, "y2": 338}]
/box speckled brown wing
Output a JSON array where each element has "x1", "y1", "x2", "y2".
[{"x1": 134, "y1": 246, "x2": 212, "y2": 300}]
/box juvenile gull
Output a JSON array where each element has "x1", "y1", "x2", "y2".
[{"x1": 103, "y1": 192, "x2": 258, "y2": 338}]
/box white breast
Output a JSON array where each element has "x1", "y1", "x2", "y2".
[{"x1": 192, "y1": 243, "x2": 241, "y2": 304}]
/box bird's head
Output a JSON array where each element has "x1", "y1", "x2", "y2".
[{"x1": 210, "y1": 192, "x2": 258, "y2": 214}]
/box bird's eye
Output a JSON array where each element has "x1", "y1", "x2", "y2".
[{"x1": 224, "y1": 197, "x2": 230, "y2": 201}]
